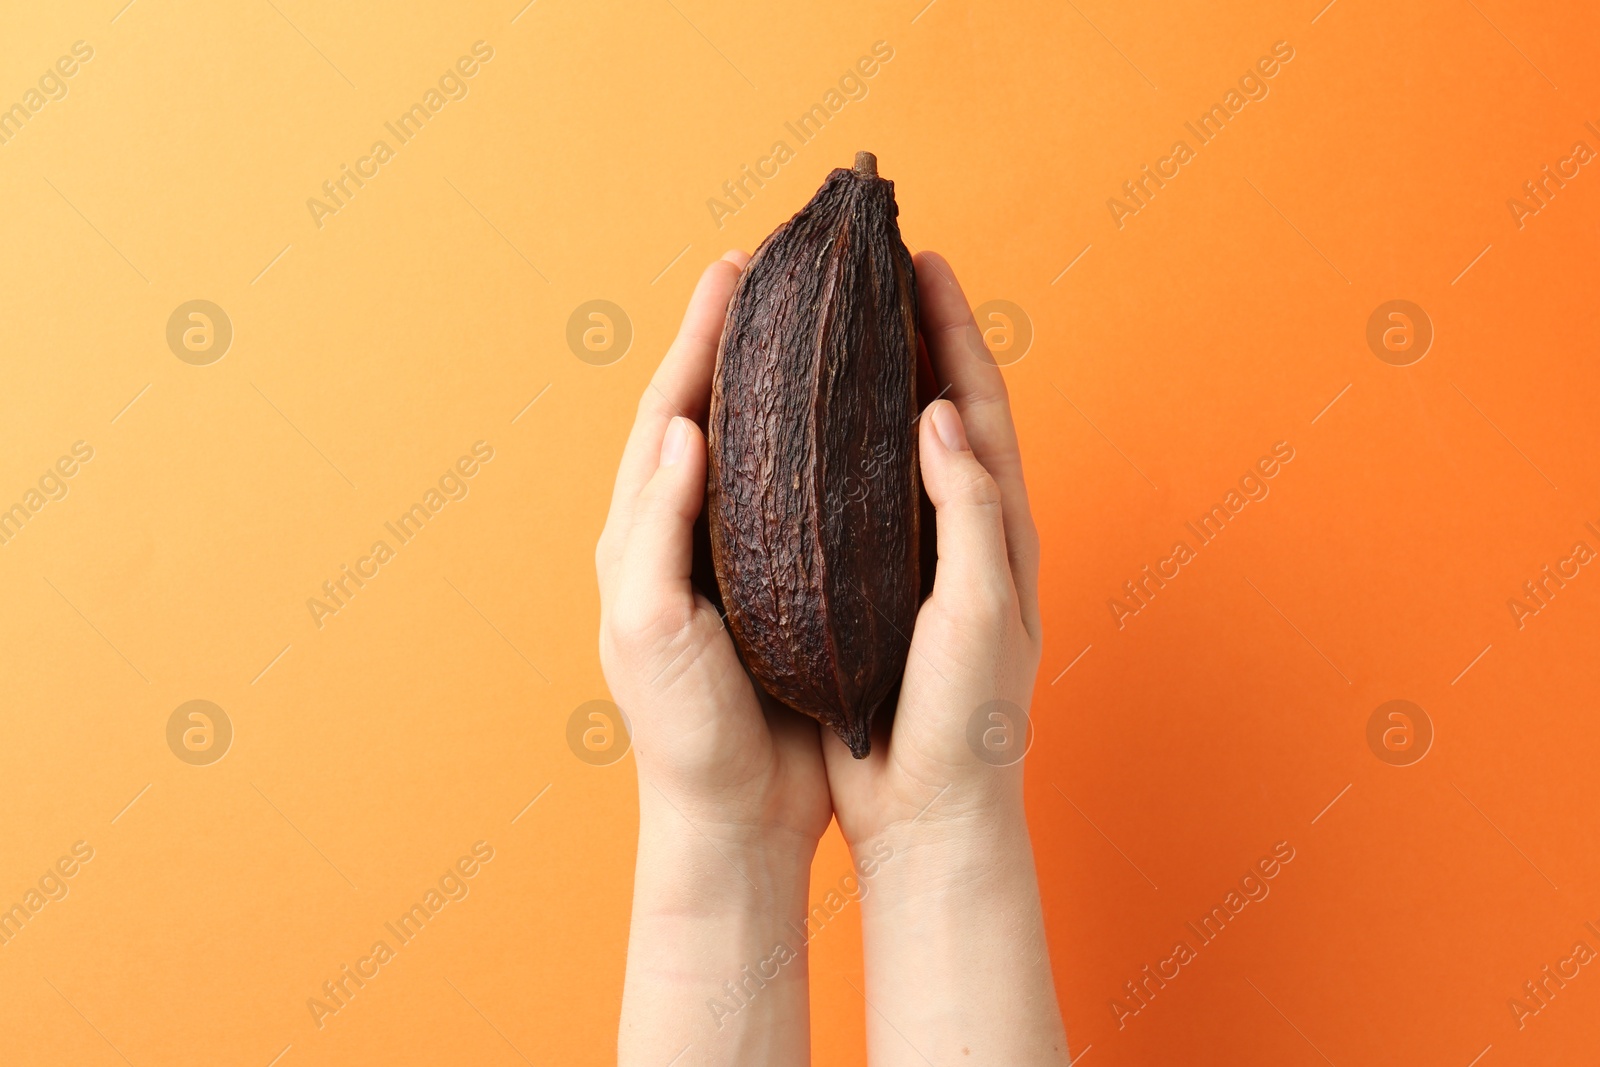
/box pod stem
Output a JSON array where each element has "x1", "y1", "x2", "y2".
[{"x1": 854, "y1": 151, "x2": 878, "y2": 177}]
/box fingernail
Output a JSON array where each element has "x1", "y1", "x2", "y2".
[
  {"x1": 661, "y1": 417, "x2": 688, "y2": 466},
  {"x1": 930, "y1": 401, "x2": 969, "y2": 452}
]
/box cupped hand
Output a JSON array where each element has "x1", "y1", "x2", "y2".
[
  {"x1": 596, "y1": 251, "x2": 833, "y2": 858},
  {"x1": 822, "y1": 251, "x2": 1044, "y2": 854},
  {"x1": 598, "y1": 248, "x2": 1041, "y2": 862}
]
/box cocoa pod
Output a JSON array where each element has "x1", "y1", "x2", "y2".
[{"x1": 708, "y1": 152, "x2": 921, "y2": 758}]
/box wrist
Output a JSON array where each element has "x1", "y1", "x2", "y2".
[
  {"x1": 843, "y1": 768, "x2": 1029, "y2": 880},
  {"x1": 854, "y1": 810, "x2": 1036, "y2": 914},
  {"x1": 634, "y1": 789, "x2": 817, "y2": 919},
  {"x1": 640, "y1": 774, "x2": 818, "y2": 857},
  {"x1": 625, "y1": 800, "x2": 816, "y2": 1024},
  {"x1": 622, "y1": 799, "x2": 819, "y2": 1067},
  {"x1": 849, "y1": 819, "x2": 1070, "y2": 1066}
]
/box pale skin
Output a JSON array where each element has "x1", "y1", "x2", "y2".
[{"x1": 598, "y1": 248, "x2": 1068, "y2": 1066}]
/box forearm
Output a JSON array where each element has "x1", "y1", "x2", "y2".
[
  {"x1": 619, "y1": 795, "x2": 818, "y2": 1067},
  {"x1": 856, "y1": 807, "x2": 1069, "y2": 1066}
]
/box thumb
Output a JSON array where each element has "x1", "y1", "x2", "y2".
[
  {"x1": 920, "y1": 400, "x2": 1017, "y2": 612},
  {"x1": 617, "y1": 416, "x2": 706, "y2": 594}
]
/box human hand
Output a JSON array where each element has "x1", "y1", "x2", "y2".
[
  {"x1": 605, "y1": 248, "x2": 1065, "y2": 1066},
  {"x1": 822, "y1": 249, "x2": 1044, "y2": 856},
  {"x1": 604, "y1": 252, "x2": 835, "y2": 1067},
  {"x1": 597, "y1": 250, "x2": 832, "y2": 859},
  {"x1": 819, "y1": 251, "x2": 1067, "y2": 1066}
]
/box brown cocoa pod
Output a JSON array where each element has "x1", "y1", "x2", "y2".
[{"x1": 708, "y1": 152, "x2": 921, "y2": 758}]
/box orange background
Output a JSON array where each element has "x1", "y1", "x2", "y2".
[{"x1": 2, "y1": 0, "x2": 1598, "y2": 1063}]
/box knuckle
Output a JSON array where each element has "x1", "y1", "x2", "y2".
[
  {"x1": 955, "y1": 464, "x2": 1004, "y2": 509},
  {"x1": 625, "y1": 484, "x2": 665, "y2": 530},
  {"x1": 1009, "y1": 529, "x2": 1041, "y2": 579},
  {"x1": 603, "y1": 592, "x2": 694, "y2": 661},
  {"x1": 635, "y1": 390, "x2": 668, "y2": 423},
  {"x1": 952, "y1": 575, "x2": 1015, "y2": 628},
  {"x1": 957, "y1": 382, "x2": 1013, "y2": 417},
  {"x1": 630, "y1": 488, "x2": 678, "y2": 536},
  {"x1": 936, "y1": 317, "x2": 980, "y2": 345}
]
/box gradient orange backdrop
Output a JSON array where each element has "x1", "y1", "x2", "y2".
[{"x1": 2, "y1": 0, "x2": 1598, "y2": 1064}]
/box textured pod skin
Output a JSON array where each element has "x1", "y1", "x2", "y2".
[{"x1": 708, "y1": 152, "x2": 921, "y2": 759}]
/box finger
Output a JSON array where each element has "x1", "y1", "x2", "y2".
[
  {"x1": 913, "y1": 251, "x2": 1040, "y2": 633},
  {"x1": 920, "y1": 400, "x2": 1017, "y2": 618},
  {"x1": 621, "y1": 251, "x2": 744, "y2": 482},
  {"x1": 650, "y1": 249, "x2": 748, "y2": 418},
  {"x1": 598, "y1": 252, "x2": 745, "y2": 592},
  {"x1": 615, "y1": 416, "x2": 708, "y2": 602}
]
